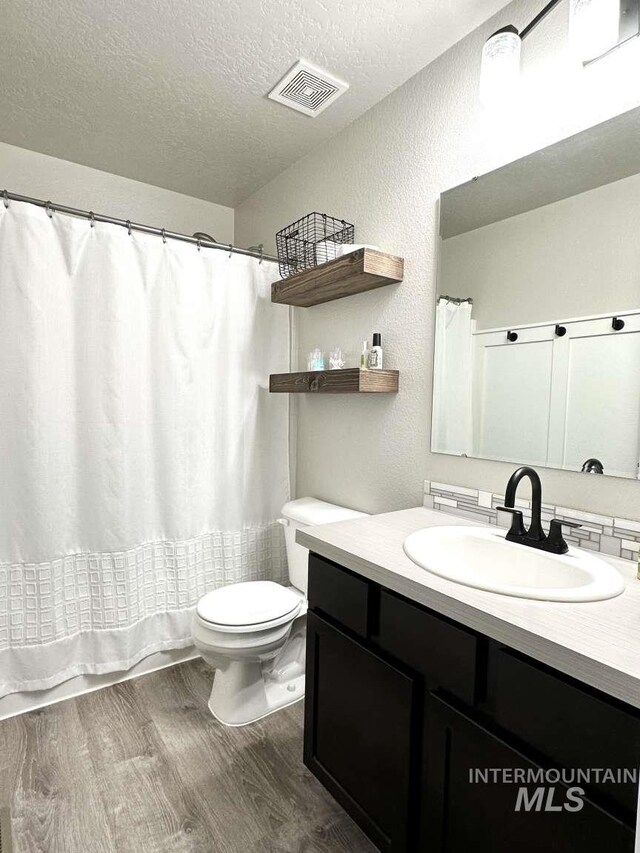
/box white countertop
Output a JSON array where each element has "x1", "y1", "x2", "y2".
[{"x1": 297, "y1": 507, "x2": 640, "y2": 709}]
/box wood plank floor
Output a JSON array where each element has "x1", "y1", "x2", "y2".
[{"x1": 0, "y1": 660, "x2": 377, "y2": 853}]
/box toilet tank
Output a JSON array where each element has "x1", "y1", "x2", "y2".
[{"x1": 279, "y1": 497, "x2": 368, "y2": 595}]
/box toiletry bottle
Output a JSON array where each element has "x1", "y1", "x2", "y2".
[
  {"x1": 308, "y1": 348, "x2": 324, "y2": 371},
  {"x1": 367, "y1": 333, "x2": 383, "y2": 369},
  {"x1": 360, "y1": 340, "x2": 369, "y2": 370}
]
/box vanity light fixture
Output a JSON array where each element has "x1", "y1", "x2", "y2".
[
  {"x1": 480, "y1": 0, "x2": 638, "y2": 106},
  {"x1": 479, "y1": 25, "x2": 522, "y2": 106}
]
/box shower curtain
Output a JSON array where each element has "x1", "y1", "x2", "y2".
[
  {"x1": 431, "y1": 298, "x2": 474, "y2": 456},
  {"x1": 0, "y1": 200, "x2": 290, "y2": 698}
]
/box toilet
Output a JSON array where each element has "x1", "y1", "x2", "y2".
[{"x1": 191, "y1": 497, "x2": 367, "y2": 726}]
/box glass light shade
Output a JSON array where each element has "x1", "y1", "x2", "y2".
[
  {"x1": 570, "y1": 0, "x2": 620, "y2": 62},
  {"x1": 479, "y1": 29, "x2": 522, "y2": 107}
]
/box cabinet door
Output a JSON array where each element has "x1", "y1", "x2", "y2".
[
  {"x1": 304, "y1": 611, "x2": 418, "y2": 852},
  {"x1": 422, "y1": 693, "x2": 634, "y2": 853}
]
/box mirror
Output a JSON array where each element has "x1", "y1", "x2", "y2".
[{"x1": 433, "y1": 107, "x2": 640, "y2": 480}]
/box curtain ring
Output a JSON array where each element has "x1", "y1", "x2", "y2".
[
  {"x1": 161, "y1": 228, "x2": 167, "y2": 244},
  {"x1": 259, "y1": 244, "x2": 263, "y2": 264},
  {"x1": 2, "y1": 190, "x2": 9, "y2": 208},
  {"x1": 126, "y1": 220, "x2": 132, "y2": 236},
  {"x1": 89, "y1": 211, "x2": 95, "y2": 228},
  {"x1": 196, "y1": 238, "x2": 201, "y2": 252},
  {"x1": 45, "y1": 201, "x2": 53, "y2": 218},
  {"x1": 228, "y1": 243, "x2": 233, "y2": 258}
]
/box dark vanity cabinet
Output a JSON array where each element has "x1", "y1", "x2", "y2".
[{"x1": 304, "y1": 553, "x2": 639, "y2": 853}]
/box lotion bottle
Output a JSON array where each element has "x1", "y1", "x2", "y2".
[{"x1": 367, "y1": 333, "x2": 383, "y2": 369}]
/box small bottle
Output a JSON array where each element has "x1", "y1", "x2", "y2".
[
  {"x1": 360, "y1": 340, "x2": 369, "y2": 370},
  {"x1": 329, "y1": 348, "x2": 345, "y2": 370},
  {"x1": 367, "y1": 333, "x2": 383, "y2": 369},
  {"x1": 307, "y1": 348, "x2": 324, "y2": 371}
]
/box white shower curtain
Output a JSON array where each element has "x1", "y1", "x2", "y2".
[
  {"x1": 431, "y1": 298, "x2": 474, "y2": 456},
  {"x1": 0, "y1": 200, "x2": 290, "y2": 697}
]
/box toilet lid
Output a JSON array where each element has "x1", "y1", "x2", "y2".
[{"x1": 196, "y1": 581, "x2": 302, "y2": 627}]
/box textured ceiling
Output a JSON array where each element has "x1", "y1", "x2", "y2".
[{"x1": 0, "y1": 0, "x2": 508, "y2": 206}]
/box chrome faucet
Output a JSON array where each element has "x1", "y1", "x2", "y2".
[{"x1": 497, "y1": 467, "x2": 581, "y2": 555}]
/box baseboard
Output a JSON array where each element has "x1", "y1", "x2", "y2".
[{"x1": 0, "y1": 645, "x2": 199, "y2": 721}]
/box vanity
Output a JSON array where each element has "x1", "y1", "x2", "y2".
[
  {"x1": 299, "y1": 508, "x2": 640, "y2": 853},
  {"x1": 295, "y1": 102, "x2": 640, "y2": 853}
]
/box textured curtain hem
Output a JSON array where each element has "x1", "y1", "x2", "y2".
[{"x1": 0, "y1": 609, "x2": 196, "y2": 698}]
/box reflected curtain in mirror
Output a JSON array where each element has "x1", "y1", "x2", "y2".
[{"x1": 432, "y1": 298, "x2": 473, "y2": 457}]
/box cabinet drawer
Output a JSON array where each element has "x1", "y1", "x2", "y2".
[
  {"x1": 308, "y1": 553, "x2": 370, "y2": 638},
  {"x1": 492, "y1": 647, "x2": 640, "y2": 822},
  {"x1": 375, "y1": 590, "x2": 478, "y2": 706}
]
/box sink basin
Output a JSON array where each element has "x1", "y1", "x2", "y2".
[{"x1": 403, "y1": 526, "x2": 625, "y2": 602}]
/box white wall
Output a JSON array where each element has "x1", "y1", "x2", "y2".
[
  {"x1": 442, "y1": 171, "x2": 640, "y2": 330},
  {"x1": 236, "y1": 0, "x2": 640, "y2": 519},
  {"x1": 0, "y1": 141, "x2": 234, "y2": 242}
]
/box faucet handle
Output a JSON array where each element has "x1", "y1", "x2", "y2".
[
  {"x1": 546, "y1": 519, "x2": 581, "y2": 555},
  {"x1": 496, "y1": 506, "x2": 526, "y2": 539}
]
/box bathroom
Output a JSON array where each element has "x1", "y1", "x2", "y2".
[{"x1": 1, "y1": 0, "x2": 640, "y2": 850}]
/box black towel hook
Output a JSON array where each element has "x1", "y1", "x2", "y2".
[
  {"x1": 507, "y1": 331, "x2": 518, "y2": 342},
  {"x1": 612, "y1": 317, "x2": 625, "y2": 331},
  {"x1": 555, "y1": 324, "x2": 567, "y2": 336}
]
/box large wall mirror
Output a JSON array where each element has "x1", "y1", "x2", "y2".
[{"x1": 433, "y1": 107, "x2": 640, "y2": 480}]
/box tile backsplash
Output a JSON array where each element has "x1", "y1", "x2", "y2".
[{"x1": 423, "y1": 480, "x2": 640, "y2": 563}]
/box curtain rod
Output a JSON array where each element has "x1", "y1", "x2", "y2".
[
  {"x1": 1, "y1": 189, "x2": 279, "y2": 263},
  {"x1": 438, "y1": 294, "x2": 473, "y2": 304}
]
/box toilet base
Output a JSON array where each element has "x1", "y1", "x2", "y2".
[
  {"x1": 208, "y1": 667, "x2": 304, "y2": 727},
  {"x1": 207, "y1": 618, "x2": 306, "y2": 727}
]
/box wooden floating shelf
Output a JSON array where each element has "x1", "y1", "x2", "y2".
[
  {"x1": 269, "y1": 368, "x2": 399, "y2": 394},
  {"x1": 271, "y1": 248, "x2": 404, "y2": 307}
]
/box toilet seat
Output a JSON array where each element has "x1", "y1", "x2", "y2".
[{"x1": 196, "y1": 581, "x2": 303, "y2": 633}]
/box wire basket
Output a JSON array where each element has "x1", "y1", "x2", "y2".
[{"x1": 276, "y1": 212, "x2": 354, "y2": 279}]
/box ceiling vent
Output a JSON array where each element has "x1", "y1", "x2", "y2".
[{"x1": 268, "y1": 59, "x2": 348, "y2": 117}]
